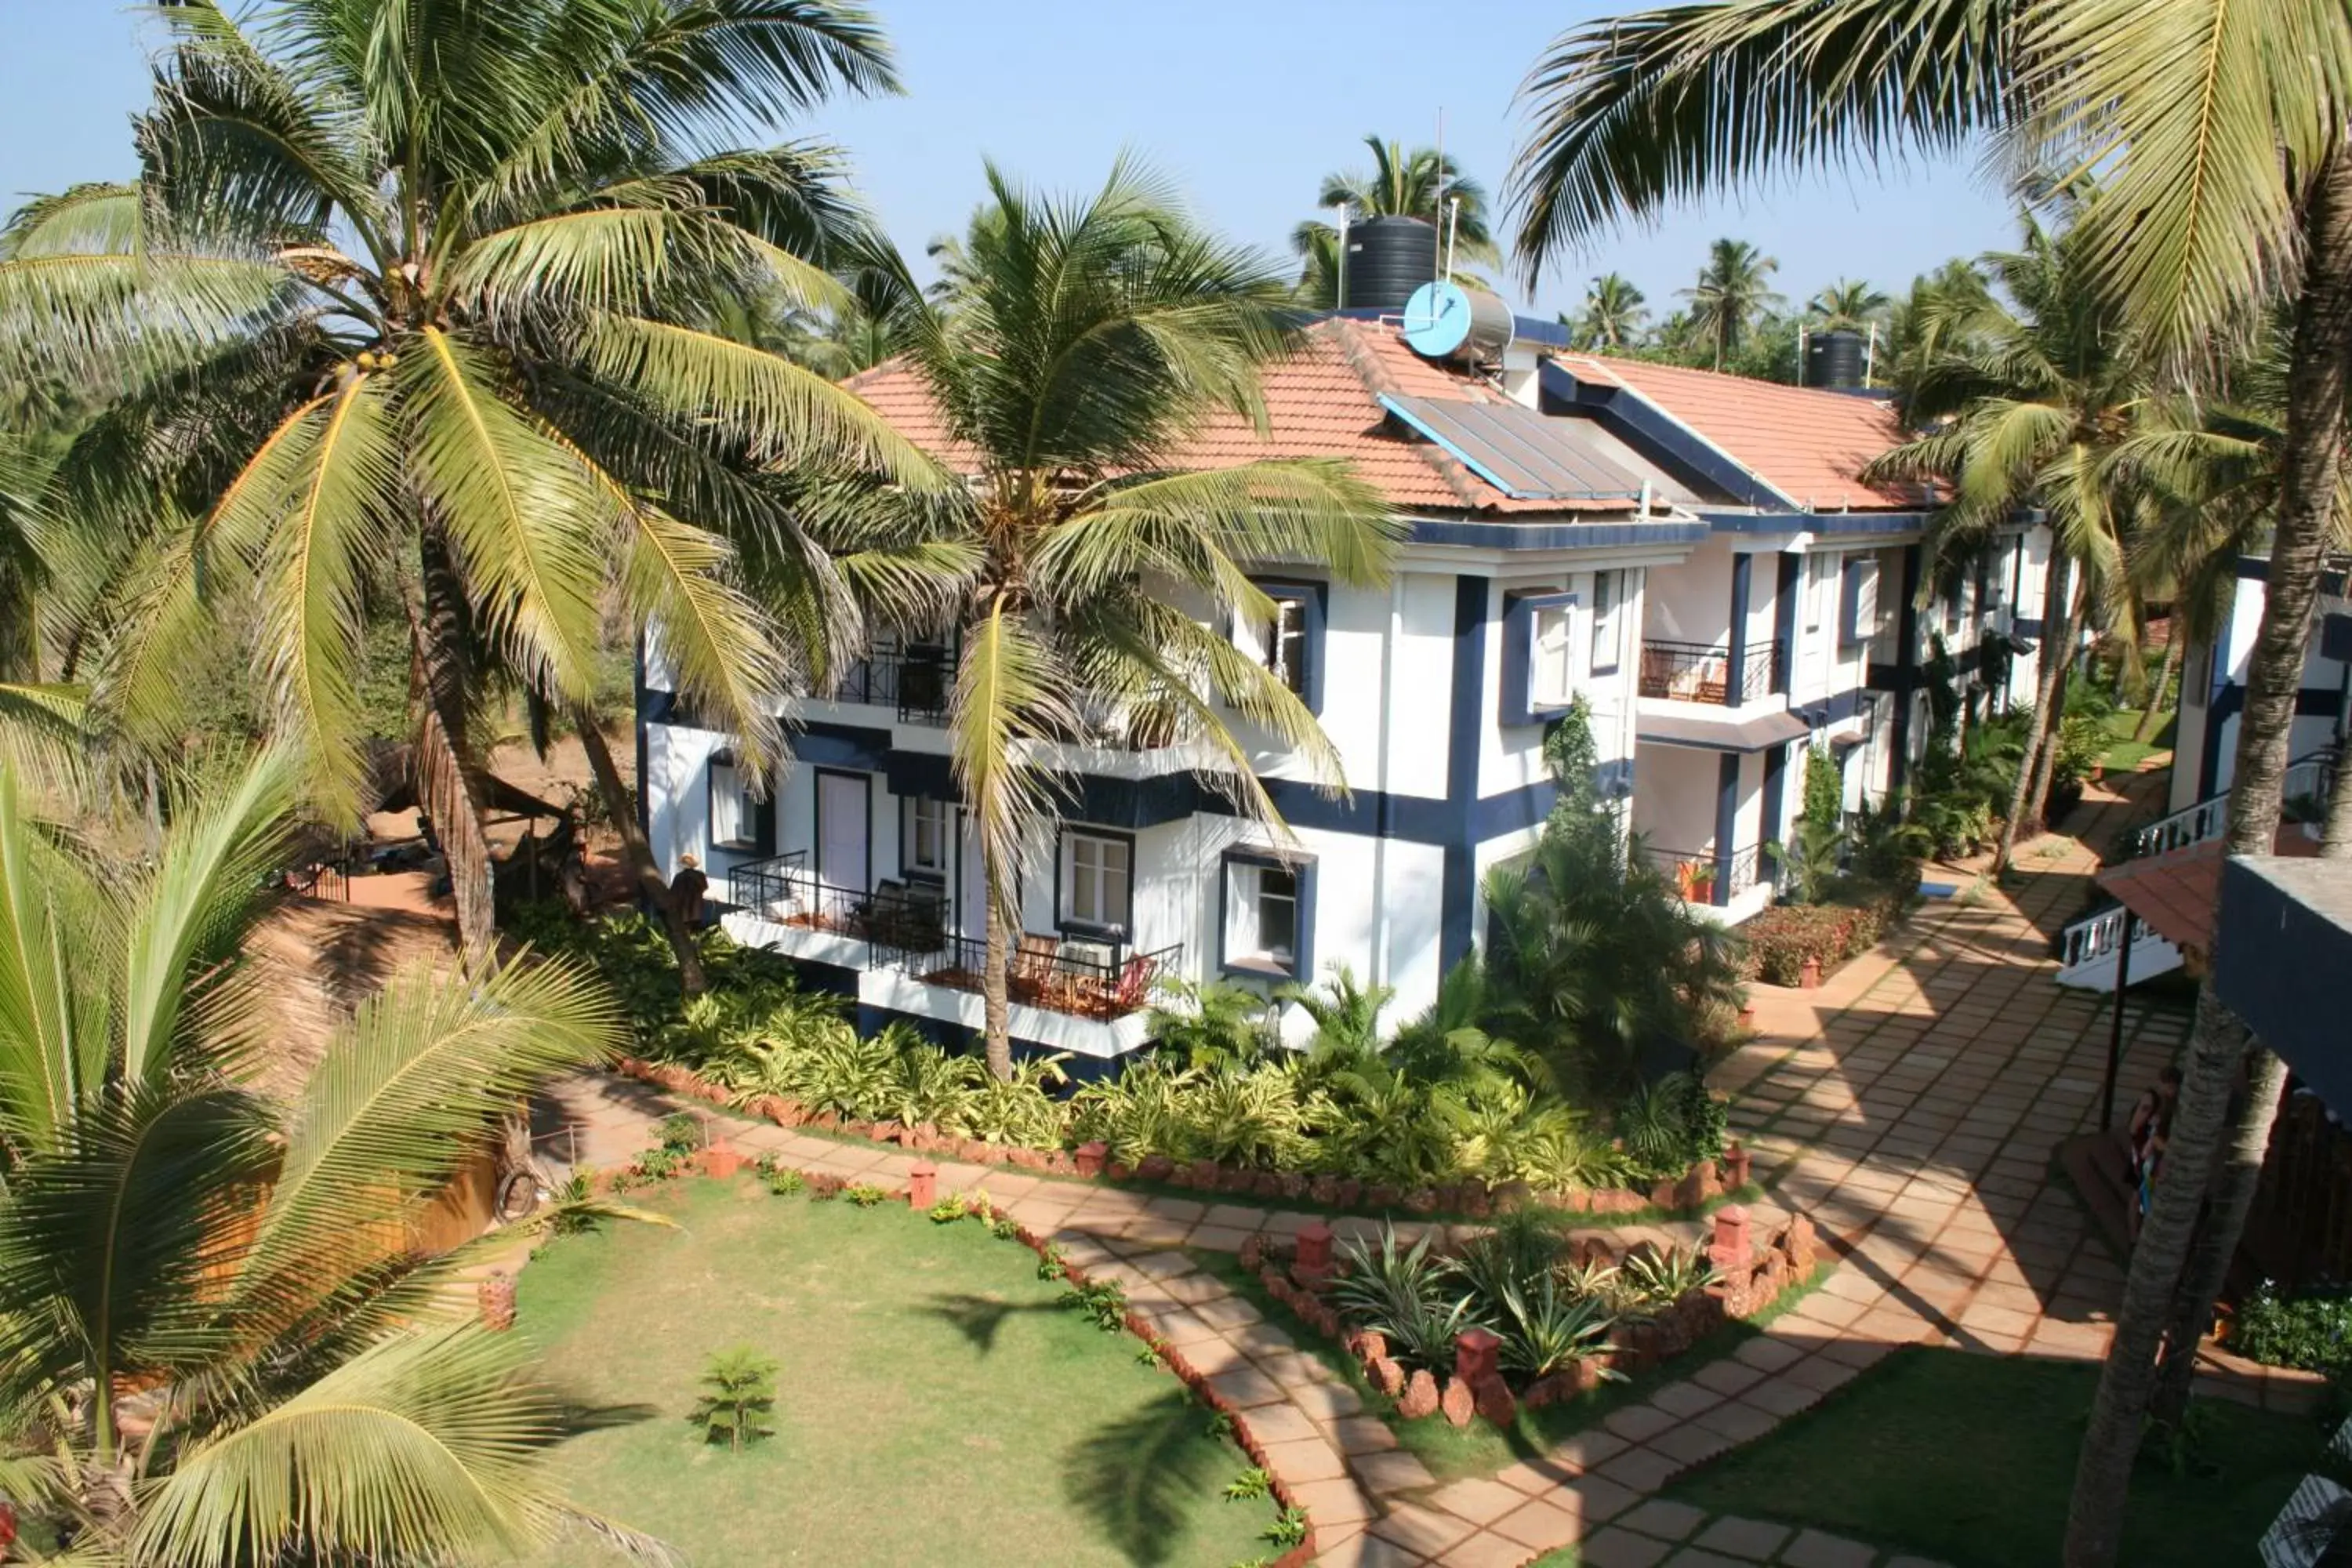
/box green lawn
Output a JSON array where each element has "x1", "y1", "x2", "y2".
[
  {"x1": 516, "y1": 1179, "x2": 1277, "y2": 1568},
  {"x1": 2100, "y1": 707, "x2": 2175, "y2": 775},
  {"x1": 1660, "y1": 1347, "x2": 2321, "y2": 1567}
]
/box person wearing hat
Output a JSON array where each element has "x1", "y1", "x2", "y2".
[{"x1": 670, "y1": 852, "x2": 710, "y2": 927}]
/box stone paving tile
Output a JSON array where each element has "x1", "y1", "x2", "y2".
[
  {"x1": 1436, "y1": 1532, "x2": 1535, "y2": 1568},
  {"x1": 1780, "y1": 1528, "x2": 1879, "y2": 1568},
  {"x1": 1313, "y1": 1530, "x2": 1425, "y2": 1567},
  {"x1": 1577, "y1": 1526, "x2": 1678, "y2": 1566},
  {"x1": 1367, "y1": 1502, "x2": 1479, "y2": 1558},
  {"x1": 1692, "y1": 1515, "x2": 1794, "y2": 1559},
  {"x1": 1352, "y1": 1450, "x2": 1438, "y2": 1494},
  {"x1": 1617, "y1": 1499, "x2": 1708, "y2": 1541}
]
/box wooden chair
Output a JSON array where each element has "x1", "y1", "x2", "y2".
[
  {"x1": 1106, "y1": 953, "x2": 1157, "y2": 1018},
  {"x1": 1011, "y1": 933, "x2": 1060, "y2": 1004}
]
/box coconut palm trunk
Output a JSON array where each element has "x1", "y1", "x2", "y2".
[
  {"x1": 2023, "y1": 584, "x2": 2090, "y2": 829},
  {"x1": 2064, "y1": 143, "x2": 2352, "y2": 1568},
  {"x1": 1994, "y1": 550, "x2": 2072, "y2": 873},
  {"x1": 573, "y1": 710, "x2": 706, "y2": 995},
  {"x1": 407, "y1": 521, "x2": 498, "y2": 965},
  {"x1": 2132, "y1": 632, "x2": 2183, "y2": 744},
  {"x1": 982, "y1": 869, "x2": 1014, "y2": 1081}
]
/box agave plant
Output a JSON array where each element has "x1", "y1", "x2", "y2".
[
  {"x1": 1332, "y1": 1226, "x2": 1488, "y2": 1372},
  {"x1": 1617, "y1": 1246, "x2": 1719, "y2": 1313},
  {"x1": 1495, "y1": 1276, "x2": 1621, "y2": 1380},
  {"x1": 1445, "y1": 1209, "x2": 1568, "y2": 1319}
]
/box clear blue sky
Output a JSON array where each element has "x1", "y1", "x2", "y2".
[{"x1": 1, "y1": 1, "x2": 2018, "y2": 321}]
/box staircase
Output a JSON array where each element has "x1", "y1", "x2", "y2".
[
  {"x1": 2124, "y1": 747, "x2": 2337, "y2": 858},
  {"x1": 2054, "y1": 901, "x2": 2184, "y2": 991}
]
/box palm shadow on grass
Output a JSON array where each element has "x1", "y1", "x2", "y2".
[
  {"x1": 1062, "y1": 1389, "x2": 1237, "y2": 1568},
  {"x1": 919, "y1": 1290, "x2": 1070, "y2": 1354}
]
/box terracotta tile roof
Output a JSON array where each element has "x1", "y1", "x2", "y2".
[
  {"x1": 1552, "y1": 354, "x2": 1929, "y2": 512},
  {"x1": 842, "y1": 320, "x2": 1633, "y2": 517},
  {"x1": 2095, "y1": 827, "x2": 2321, "y2": 951}
]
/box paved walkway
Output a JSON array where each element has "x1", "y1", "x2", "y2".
[{"x1": 540, "y1": 772, "x2": 2304, "y2": 1568}]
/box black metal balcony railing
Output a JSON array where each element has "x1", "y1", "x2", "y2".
[
  {"x1": 887, "y1": 932, "x2": 1184, "y2": 1022},
  {"x1": 828, "y1": 645, "x2": 953, "y2": 725},
  {"x1": 1639, "y1": 842, "x2": 1766, "y2": 905},
  {"x1": 726, "y1": 851, "x2": 881, "y2": 938},
  {"x1": 1638, "y1": 639, "x2": 1779, "y2": 706}
]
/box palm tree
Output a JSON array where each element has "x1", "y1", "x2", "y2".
[
  {"x1": 1861, "y1": 220, "x2": 2154, "y2": 872},
  {"x1": 1508, "y1": 5, "x2": 2352, "y2": 1561},
  {"x1": 1680, "y1": 238, "x2": 1783, "y2": 369},
  {"x1": 1568, "y1": 272, "x2": 1650, "y2": 350},
  {"x1": 0, "y1": 0, "x2": 938, "y2": 971},
  {"x1": 1808, "y1": 278, "x2": 1890, "y2": 330},
  {"x1": 0, "y1": 746, "x2": 647, "y2": 1563},
  {"x1": 1291, "y1": 135, "x2": 1498, "y2": 303},
  {"x1": 877, "y1": 159, "x2": 1400, "y2": 1079}
]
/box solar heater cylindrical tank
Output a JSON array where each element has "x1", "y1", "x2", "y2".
[{"x1": 1400, "y1": 281, "x2": 1515, "y2": 366}]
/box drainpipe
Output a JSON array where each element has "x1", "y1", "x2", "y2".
[{"x1": 1370, "y1": 572, "x2": 1403, "y2": 987}]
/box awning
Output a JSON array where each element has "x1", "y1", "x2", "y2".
[
  {"x1": 2216, "y1": 856, "x2": 2352, "y2": 1117},
  {"x1": 1635, "y1": 704, "x2": 1812, "y2": 753},
  {"x1": 2096, "y1": 825, "x2": 2321, "y2": 952}
]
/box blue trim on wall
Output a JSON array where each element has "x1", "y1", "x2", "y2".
[
  {"x1": 2323, "y1": 612, "x2": 2352, "y2": 663},
  {"x1": 2197, "y1": 681, "x2": 2349, "y2": 800},
  {"x1": 1889, "y1": 544, "x2": 1922, "y2": 793},
  {"x1": 1440, "y1": 575, "x2": 1490, "y2": 972},
  {"x1": 1760, "y1": 743, "x2": 1788, "y2": 854},
  {"x1": 1702, "y1": 510, "x2": 1933, "y2": 536},
  {"x1": 1773, "y1": 554, "x2": 1801, "y2": 695},
  {"x1": 1726, "y1": 554, "x2": 1754, "y2": 706},
  {"x1": 1712, "y1": 753, "x2": 1740, "y2": 908},
  {"x1": 1406, "y1": 517, "x2": 1709, "y2": 551}
]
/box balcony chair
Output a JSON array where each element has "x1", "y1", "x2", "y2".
[{"x1": 1011, "y1": 932, "x2": 1062, "y2": 1005}]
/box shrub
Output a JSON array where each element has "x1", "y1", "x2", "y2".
[
  {"x1": 1614, "y1": 1072, "x2": 1729, "y2": 1181},
  {"x1": 1060, "y1": 1276, "x2": 1128, "y2": 1333},
  {"x1": 1737, "y1": 904, "x2": 1857, "y2": 985},
  {"x1": 2227, "y1": 1283, "x2": 2352, "y2": 1377},
  {"x1": 690, "y1": 1346, "x2": 779, "y2": 1450},
  {"x1": 843, "y1": 1182, "x2": 888, "y2": 1207},
  {"x1": 655, "y1": 1112, "x2": 702, "y2": 1156}
]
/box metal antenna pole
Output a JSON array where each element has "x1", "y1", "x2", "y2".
[
  {"x1": 1335, "y1": 204, "x2": 1349, "y2": 311},
  {"x1": 1433, "y1": 108, "x2": 1446, "y2": 285}
]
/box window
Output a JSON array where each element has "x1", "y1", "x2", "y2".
[
  {"x1": 1532, "y1": 604, "x2": 1576, "y2": 706},
  {"x1": 1266, "y1": 596, "x2": 1308, "y2": 695},
  {"x1": 1061, "y1": 830, "x2": 1131, "y2": 932},
  {"x1": 1804, "y1": 554, "x2": 1830, "y2": 633},
  {"x1": 708, "y1": 752, "x2": 758, "y2": 849},
  {"x1": 1236, "y1": 581, "x2": 1324, "y2": 712},
  {"x1": 1838, "y1": 555, "x2": 1882, "y2": 649},
  {"x1": 1590, "y1": 570, "x2": 1624, "y2": 674},
  {"x1": 1221, "y1": 850, "x2": 1313, "y2": 978},
  {"x1": 902, "y1": 795, "x2": 949, "y2": 874},
  {"x1": 1499, "y1": 588, "x2": 1577, "y2": 725},
  {"x1": 1942, "y1": 589, "x2": 1962, "y2": 637}
]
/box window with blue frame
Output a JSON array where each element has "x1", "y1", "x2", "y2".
[
  {"x1": 1221, "y1": 848, "x2": 1314, "y2": 979},
  {"x1": 1238, "y1": 580, "x2": 1326, "y2": 713},
  {"x1": 1498, "y1": 587, "x2": 1579, "y2": 727},
  {"x1": 1838, "y1": 554, "x2": 1882, "y2": 650},
  {"x1": 707, "y1": 750, "x2": 760, "y2": 850}
]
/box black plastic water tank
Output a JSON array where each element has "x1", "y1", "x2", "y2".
[
  {"x1": 1345, "y1": 216, "x2": 1439, "y2": 310},
  {"x1": 1806, "y1": 328, "x2": 1867, "y2": 389}
]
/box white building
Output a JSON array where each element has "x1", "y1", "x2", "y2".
[
  {"x1": 637, "y1": 314, "x2": 2049, "y2": 1064},
  {"x1": 2168, "y1": 555, "x2": 2350, "y2": 816}
]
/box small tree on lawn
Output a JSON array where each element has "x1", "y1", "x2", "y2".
[{"x1": 691, "y1": 1347, "x2": 779, "y2": 1451}]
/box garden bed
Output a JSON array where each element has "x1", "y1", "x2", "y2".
[
  {"x1": 615, "y1": 1053, "x2": 1759, "y2": 1226},
  {"x1": 508, "y1": 1171, "x2": 1312, "y2": 1567},
  {"x1": 1196, "y1": 1207, "x2": 1828, "y2": 1486}
]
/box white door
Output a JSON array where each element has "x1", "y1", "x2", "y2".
[
  {"x1": 957, "y1": 811, "x2": 989, "y2": 938},
  {"x1": 816, "y1": 772, "x2": 869, "y2": 891}
]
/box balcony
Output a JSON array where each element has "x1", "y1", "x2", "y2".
[
  {"x1": 725, "y1": 852, "x2": 1181, "y2": 1029},
  {"x1": 879, "y1": 931, "x2": 1184, "y2": 1023},
  {"x1": 1639, "y1": 841, "x2": 1768, "y2": 907},
  {"x1": 1639, "y1": 640, "x2": 1777, "y2": 706},
  {"x1": 827, "y1": 645, "x2": 953, "y2": 725}
]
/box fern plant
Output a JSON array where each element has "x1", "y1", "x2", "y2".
[{"x1": 691, "y1": 1347, "x2": 779, "y2": 1451}]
